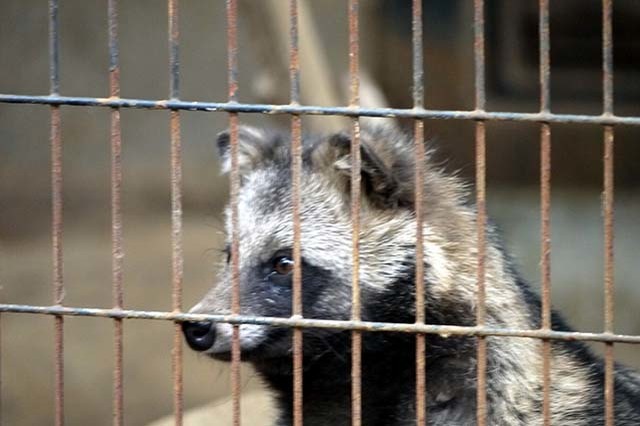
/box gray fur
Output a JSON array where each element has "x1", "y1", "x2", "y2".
[{"x1": 187, "y1": 125, "x2": 640, "y2": 425}]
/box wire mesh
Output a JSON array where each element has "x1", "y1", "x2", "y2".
[{"x1": 0, "y1": 0, "x2": 636, "y2": 425}]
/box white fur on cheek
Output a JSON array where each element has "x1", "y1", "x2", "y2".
[{"x1": 206, "y1": 323, "x2": 269, "y2": 354}]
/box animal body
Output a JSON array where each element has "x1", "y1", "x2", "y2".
[{"x1": 182, "y1": 126, "x2": 640, "y2": 425}]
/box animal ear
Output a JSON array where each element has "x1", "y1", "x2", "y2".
[
  {"x1": 216, "y1": 126, "x2": 270, "y2": 176},
  {"x1": 312, "y1": 132, "x2": 415, "y2": 209}
]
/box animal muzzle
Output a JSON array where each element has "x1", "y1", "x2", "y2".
[{"x1": 181, "y1": 320, "x2": 216, "y2": 352}]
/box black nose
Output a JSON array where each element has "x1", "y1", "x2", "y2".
[{"x1": 182, "y1": 321, "x2": 216, "y2": 352}]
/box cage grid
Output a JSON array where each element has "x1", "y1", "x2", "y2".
[{"x1": 0, "y1": 0, "x2": 635, "y2": 425}]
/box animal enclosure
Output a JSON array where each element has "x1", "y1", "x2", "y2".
[{"x1": 0, "y1": 0, "x2": 639, "y2": 425}]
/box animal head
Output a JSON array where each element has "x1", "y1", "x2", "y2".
[{"x1": 183, "y1": 125, "x2": 450, "y2": 361}]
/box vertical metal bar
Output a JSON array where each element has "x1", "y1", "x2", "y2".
[
  {"x1": 474, "y1": 121, "x2": 487, "y2": 426},
  {"x1": 539, "y1": 0, "x2": 550, "y2": 116},
  {"x1": 49, "y1": 1, "x2": 64, "y2": 425},
  {"x1": 412, "y1": 1, "x2": 426, "y2": 425},
  {"x1": 540, "y1": 119, "x2": 552, "y2": 426},
  {"x1": 473, "y1": 1, "x2": 487, "y2": 425},
  {"x1": 538, "y1": 1, "x2": 552, "y2": 425},
  {"x1": 412, "y1": 0, "x2": 424, "y2": 111},
  {"x1": 348, "y1": 2, "x2": 362, "y2": 426},
  {"x1": 603, "y1": 126, "x2": 615, "y2": 426},
  {"x1": 229, "y1": 115, "x2": 241, "y2": 426},
  {"x1": 602, "y1": 0, "x2": 614, "y2": 118},
  {"x1": 168, "y1": 0, "x2": 180, "y2": 103},
  {"x1": 52, "y1": 107, "x2": 64, "y2": 426},
  {"x1": 540, "y1": 123, "x2": 551, "y2": 425},
  {"x1": 226, "y1": 1, "x2": 241, "y2": 426},
  {"x1": 108, "y1": 1, "x2": 124, "y2": 425},
  {"x1": 49, "y1": 0, "x2": 60, "y2": 98},
  {"x1": 289, "y1": 2, "x2": 304, "y2": 426},
  {"x1": 602, "y1": 1, "x2": 615, "y2": 425},
  {"x1": 289, "y1": 0, "x2": 301, "y2": 106},
  {"x1": 473, "y1": 0, "x2": 486, "y2": 113},
  {"x1": 0, "y1": 314, "x2": 2, "y2": 426},
  {"x1": 168, "y1": 1, "x2": 183, "y2": 425}
]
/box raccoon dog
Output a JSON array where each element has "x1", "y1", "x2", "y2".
[{"x1": 182, "y1": 126, "x2": 640, "y2": 425}]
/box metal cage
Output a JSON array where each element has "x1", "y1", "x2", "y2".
[{"x1": 0, "y1": 1, "x2": 635, "y2": 425}]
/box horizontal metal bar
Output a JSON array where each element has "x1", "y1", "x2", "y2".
[
  {"x1": 1, "y1": 94, "x2": 640, "y2": 126},
  {"x1": 1, "y1": 303, "x2": 639, "y2": 344}
]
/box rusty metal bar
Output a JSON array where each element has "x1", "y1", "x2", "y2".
[
  {"x1": 538, "y1": 0, "x2": 551, "y2": 328},
  {"x1": 169, "y1": 116, "x2": 184, "y2": 426},
  {"x1": 0, "y1": 314, "x2": 2, "y2": 425},
  {"x1": 603, "y1": 125, "x2": 615, "y2": 426},
  {"x1": 226, "y1": 1, "x2": 241, "y2": 425},
  {"x1": 227, "y1": 0, "x2": 239, "y2": 105},
  {"x1": 229, "y1": 115, "x2": 241, "y2": 426},
  {"x1": 473, "y1": 0, "x2": 486, "y2": 113},
  {"x1": 414, "y1": 131, "x2": 427, "y2": 426},
  {"x1": 49, "y1": 0, "x2": 65, "y2": 425},
  {"x1": 168, "y1": 1, "x2": 184, "y2": 425},
  {"x1": 51, "y1": 105, "x2": 64, "y2": 426},
  {"x1": 412, "y1": 0, "x2": 426, "y2": 425},
  {"x1": 603, "y1": 0, "x2": 614, "y2": 117},
  {"x1": 3, "y1": 94, "x2": 640, "y2": 126},
  {"x1": 540, "y1": 122, "x2": 552, "y2": 426},
  {"x1": 169, "y1": 0, "x2": 180, "y2": 102},
  {"x1": 289, "y1": 0, "x2": 301, "y2": 106},
  {"x1": 602, "y1": 1, "x2": 615, "y2": 424},
  {"x1": 538, "y1": 1, "x2": 552, "y2": 424},
  {"x1": 539, "y1": 0, "x2": 550, "y2": 115},
  {"x1": 412, "y1": 0, "x2": 424, "y2": 111},
  {"x1": 49, "y1": 0, "x2": 60, "y2": 97},
  {"x1": 473, "y1": 0, "x2": 487, "y2": 424},
  {"x1": 4, "y1": 303, "x2": 640, "y2": 343},
  {"x1": 348, "y1": 2, "x2": 362, "y2": 426},
  {"x1": 108, "y1": 0, "x2": 124, "y2": 425},
  {"x1": 474, "y1": 121, "x2": 487, "y2": 426},
  {"x1": 289, "y1": 1, "x2": 304, "y2": 425}
]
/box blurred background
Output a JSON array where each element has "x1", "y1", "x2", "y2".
[{"x1": 1, "y1": 0, "x2": 638, "y2": 425}]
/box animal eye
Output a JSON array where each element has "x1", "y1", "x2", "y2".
[{"x1": 273, "y1": 256, "x2": 294, "y2": 275}]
